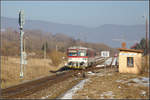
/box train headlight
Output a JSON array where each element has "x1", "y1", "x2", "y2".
[{"x1": 65, "y1": 63, "x2": 67, "y2": 66}]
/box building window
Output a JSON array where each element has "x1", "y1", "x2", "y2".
[{"x1": 127, "y1": 57, "x2": 134, "y2": 67}]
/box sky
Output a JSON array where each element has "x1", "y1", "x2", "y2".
[{"x1": 1, "y1": 1, "x2": 149, "y2": 28}]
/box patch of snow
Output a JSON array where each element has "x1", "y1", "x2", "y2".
[
  {"x1": 87, "y1": 71, "x2": 92, "y2": 74},
  {"x1": 96, "y1": 65, "x2": 104, "y2": 67},
  {"x1": 95, "y1": 57, "x2": 104, "y2": 62},
  {"x1": 118, "y1": 86, "x2": 121, "y2": 88},
  {"x1": 97, "y1": 73, "x2": 104, "y2": 77},
  {"x1": 131, "y1": 78, "x2": 142, "y2": 83},
  {"x1": 116, "y1": 79, "x2": 129, "y2": 84},
  {"x1": 140, "y1": 90, "x2": 146, "y2": 96},
  {"x1": 41, "y1": 94, "x2": 51, "y2": 99},
  {"x1": 60, "y1": 79, "x2": 89, "y2": 99},
  {"x1": 104, "y1": 58, "x2": 112, "y2": 66},
  {"x1": 129, "y1": 77, "x2": 149, "y2": 87},
  {"x1": 87, "y1": 71, "x2": 95, "y2": 75},
  {"x1": 116, "y1": 77, "x2": 149, "y2": 87},
  {"x1": 107, "y1": 73, "x2": 112, "y2": 76},
  {"x1": 112, "y1": 57, "x2": 117, "y2": 66},
  {"x1": 141, "y1": 77, "x2": 149, "y2": 82},
  {"x1": 116, "y1": 80, "x2": 124, "y2": 83},
  {"x1": 100, "y1": 91, "x2": 115, "y2": 99}
]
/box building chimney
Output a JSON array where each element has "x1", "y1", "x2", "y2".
[{"x1": 122, "y1": 42, "x2": 126, "y2": 48}]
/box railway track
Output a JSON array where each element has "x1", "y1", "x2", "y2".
[
  {"x1": 1, "y1": 70, "x2": 75, "y2": 98},
  {"x1": 0, "y1": 57, "x2": 111, "y2": 99}
]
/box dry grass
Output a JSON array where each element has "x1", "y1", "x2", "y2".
[
  {"x1": 1, "y1": 56, "x2": 65, "y2": 89},
  {"x1": 49, "y1": 50, "x2": 66, "y2": 66}
]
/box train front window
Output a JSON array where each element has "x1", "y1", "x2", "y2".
[
  {"x1": 68, "y1": 50, "x2": 77, "y2": 56},
  {"x1": 78, "y1": 50, "x2": 86, "y2": 56}
]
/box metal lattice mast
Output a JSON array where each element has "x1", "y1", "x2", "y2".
[{"x1": 19, "y1": 10, "x2": 25, "y2": 78}]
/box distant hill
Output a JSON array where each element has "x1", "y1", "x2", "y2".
[{"x1": 1, "y1": 16, "x2": 146, "y2": 48}]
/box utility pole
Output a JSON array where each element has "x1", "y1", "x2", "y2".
[
  {"x1": 44, "y1": 42, "x2": 46, "y2": 59},
  {"x1": 142, "y1": 14, "x2": 149, "y2": 68},
  {"x1": 55, "y1": 39, "x2": 58, "y2": 51},
  {"x1": 79, "y1": 32, "x2": 81, "y2": 47},
  {"x1": 83, "y1": 33, "x2": 87, "y2": 46},
  {"x1": 19, "y1": 10, "x2": 25, "y2": 78},
  {"x1": 56, "y1": 45, "x2": 58, "y2": 51},
  {"x1": 145, "y1": 16, "x2": 148, "y2": 67}
]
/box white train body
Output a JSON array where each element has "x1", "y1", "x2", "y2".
[{"x1": 66, "y1": 46, "x2": 96, "y2": 69}]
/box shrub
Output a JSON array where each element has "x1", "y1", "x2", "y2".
[{"x1": 49, "y1": 50, "x2": 66, "y2": 66}]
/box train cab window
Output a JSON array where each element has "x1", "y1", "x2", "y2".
[
  {"x1": 127, "y1": 57, "x2": 134, "y2": 67},
  {"x1": 69, "y1": 53, "x2": 77, "y2": 56},
  {"x1": 86, "y1": 52, "x2": 89, "y2": 56},
  {"x1": 86, "y1": 51, "x2": 90, "y2": 56},
  {"x1": 68, "y1": 50, "x2": 77, "y2": 56},
  {"x1": 95, "y1": 53, "x2": 97, "y2": 56},
  {"x1": 78, "y1": 50, "x2": 86, "y2": 56}
]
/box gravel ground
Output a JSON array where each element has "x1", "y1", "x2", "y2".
[{"x1": 72, "y1": 68, "x2": 149, "y2": 99}]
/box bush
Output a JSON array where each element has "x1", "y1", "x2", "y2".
[{"x1": 49, "y1": 50, "x2": 66, "y2": 66}]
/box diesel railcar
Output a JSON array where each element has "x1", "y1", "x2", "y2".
[{"x1": 65, "y1": 46, "x2": 96, "y2": 69}]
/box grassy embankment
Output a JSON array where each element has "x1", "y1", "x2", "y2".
[{"x1": 1, "y1": 51, "x2": 66, "y2": 88}]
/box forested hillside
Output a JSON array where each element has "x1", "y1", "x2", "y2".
[{"x1": 1, "y1": 28, "x2": 116, "y2": 58}]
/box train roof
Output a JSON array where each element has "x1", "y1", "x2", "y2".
[{"x1": 68, "y1": 46, "x2": 94, "y2": 50}]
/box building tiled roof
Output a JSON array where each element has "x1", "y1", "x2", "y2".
[{"x1": 118, "y1": 48, "x2": 143, "y2": 53}]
